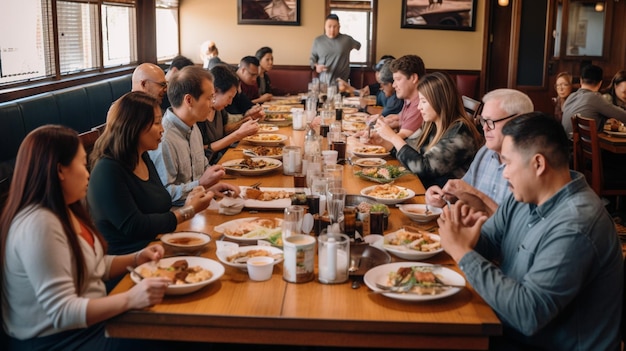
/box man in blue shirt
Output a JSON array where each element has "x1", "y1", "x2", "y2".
[
  {"x1": 438, "y1": 112, "x2": 623, "y2": 350},
  {"x1": 426, "y1": 89, "x2": 533, "y2": 216}
]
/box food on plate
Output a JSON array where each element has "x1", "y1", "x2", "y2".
[
  {"x1": 356, "y1": 165, "x2": 409, "y2": 181},
  {"x1": 245, "y1": 188, "x2": 293, "y2": 201},
  {"x1": 227, "y1": 249, "x2": 275, "y2": 262},
  {"x1": 355, "y1": 158, "x2": 385, "y2": 167},
  {"x1": 264, "y1": 105, "x2": 292, "y2": 112},
  {"x1": 385, "y1": 266, "x2": 446, "y2": 295},
  {"x1": 165, "y1": 236, "x2": 205, "y2": 246},
  {"x1": 605, "y1": 119, "x2": 626, "y2": 132},
  {"x1": 258, "y1": 124, "x2": 278, "y2": 132},
  {"x1": 384, "y1": 229, "x2": 441, "y2": 252},
  {"x1": 248, "y1": 146, "x2": 282, "y2": 156},
  {"x1": 139, "y1": 259, "x2": 213, "y2": 285},
  {"x1": 228, "y1": 158, "x2": 278, "y2": 170},
  {"x1": 356, "y1": 202, "x2": 373, "y2": 214},
  {"x1": 244, "y1": 134, "x2": 285, "y2": 141},
  {"x1": 354, "y1": 146, "x2": 387, "y2": 154},
  {"x1": 365, "y1": 184, "x2": 410, "y2": 199},
  {"x1": 223, "y1": 218, "x2": 281, "y2": 238}
]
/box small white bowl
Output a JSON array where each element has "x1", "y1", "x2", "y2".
[
  {"x1": 397, "y1": 204, "x2": 442, "y2": 223},
  {"x1": 247, "y1": 256, "x2": 275, "y2": 281}
]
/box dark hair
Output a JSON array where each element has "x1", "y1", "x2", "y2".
[
  {"x1": 0, "y1": 125, "x2": 105, "y2": 295},
  {"x1": 501, "y1": 112, "x2": 570, "y2": 169},
  {"x1": 167, "y1": 65, "x2": 214, "y2": 108},
  {"x1": 581, "y1": 64, "x2": 603, "y2": 85},
  {"x1": 169, "y1": 55, "x2": 194, "y2": 71},
  {"x1": 373, "y1": 55, "x2": 395, "y2": 70},
  {"x1": 606, "y1": 70, "x2": 626, "y2": 106},
  {"x1": 91, "y1": 92, "x2": 160, "y2": 170},
  {"x1": 389, "y1": 55, "x2": 426, "y2": 79},
  {"x1": 414, "y1": 72, "x2": 482, "y2": 151},
  {"x1": 211, "y1": 64, "x2": 240, "y2": 93},
  {"x1": 326, "y1": 14, "x2": 339, "y2": 22},
  {"x1": 239, "y1": 56, "x2": 260, "y2": 69},
  {"x1": 255, "y1": 47, "x2": 273, "y2": 62}
]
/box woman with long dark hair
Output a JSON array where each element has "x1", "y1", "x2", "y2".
[
  {"x1": 372, "y1": 72, "x2": 483, "y2": 187},
  {"x1": 0, "y1": 125, "x2": 170, "y2": 350}
]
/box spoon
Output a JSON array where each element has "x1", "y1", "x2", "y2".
[{"x1": 243, "y1": 149, "x2": 259, "y2": 158}]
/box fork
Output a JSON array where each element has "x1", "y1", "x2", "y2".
[{"x1": 249, "y1": 182, "x2": 261, "y2": 189}]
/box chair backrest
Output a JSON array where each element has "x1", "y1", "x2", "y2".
[
  {"x1": 92, "y1": 122, "x2": 107, "y2": 136},
  {"x1": 462, "y1": 95, "x2": 483, "y2": 134},
  {"x1": 570, "y1": 114, "x2": 603, "y2": 194},
  {"x1": 78, "y1": 129, "x2": 100, "y2": 170}
]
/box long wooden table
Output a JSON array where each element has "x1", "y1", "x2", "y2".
[
  {"x1": 599, "y1": 132, "x2": 626, "y2": 154},
  {"x1": 106, "y1": 126, "x2": 502, "y2": 349}
]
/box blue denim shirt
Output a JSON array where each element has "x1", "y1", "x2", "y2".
[
  {"x1": 461, "y1": 145, "x2": 509, "y2": 205},
  {"x1": 459, "y1": 171, "x2": 623, "y2": 350}
]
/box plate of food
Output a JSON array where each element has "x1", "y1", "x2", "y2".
[
  {"x1": 214, "y1": 217, "x2": 283, "y2": 242},
  {"x1": 605, "y1": 130, "x2": 626, "y2": 138},
  {"x1": 397, "y1": 204, "x2": 442, "y2": 223},
  {"x1": 258, "y1": 124, "x2": 279, "y2": 133},
  {"x1": 382, "y1": 228, "x2": 443, "y2": 260},
  {"x1": 360, "y1": 184, "x2": 415, "y2": 205},
  {"x1": 364, "y1": 262, "x2": 465, "y2": 301},
  {"x1": 353, "y1": 158, "x2": 386, "y2": 167},
  {"x1": 242, "y1": 133, "x2": 288, "y2": 146},
  {"x1": 355, "y1": 165, "x2": 411, "y2": 184},
  {"x1": 245, "y1": 146, "x2": 283, "y2": 159},
  {"x1": 352, "y1": 146, "x2": 390, "y2": 158},
  {"x1": 130, "y1": 257, "x2": 224, "y2": 295},
  {"x1": 223, "y1": 157, "x2": 282, "y2": 176},
  {"x1": 264, "y1": 104, "x2": 293, "y2": 113},
  {"x1": 342, "y1": 107, "x2": 359, "y2": 114},
  {"x1": 342, "y1": 120, "x2": 367, "y2": 132},
  {"x1": 241, "y1": 186, "x2": 299, "y2": 209},
  {"x1": 160, "y1": 231, "x2": 211, "y2": 255},
  {"x1": 342, "y1": 112, "x2": 368, "y2": 122},
  {"x1": 215, "y1": 244, "x2": 283, "y2": 270}
]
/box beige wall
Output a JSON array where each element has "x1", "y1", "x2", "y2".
[{"x1": 179, "y1": 0, "x2": 485, "y2": 70}]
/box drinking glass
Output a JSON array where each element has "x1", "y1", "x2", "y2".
[
  {"x1": 283, "y1": 205, "x2": 305, "y2": 241},
  {"x1": 324, "y1": 164, "x2": 343, "y2": 189},
  {"x1": 311, "y1": 176, "x2": 329, "y2": 215},
  {"x1": 327, "y1": 187, "x2": 346, "y2": 226},
  {"x1": 307, "y1": 169, "x2": 323, "y2": 190}
]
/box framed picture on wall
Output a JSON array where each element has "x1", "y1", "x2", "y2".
[
  {"x1": 401, "y1": 0, "x2": 477, "y2": 31},
  {"x1": 238, "y1": 0, "x2": 300, "y2": 26}
]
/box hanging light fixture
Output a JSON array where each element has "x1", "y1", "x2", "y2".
[
  {"x1": 595, "y1": 2, "x2": 605, "y2": 11},
  {"x1": 498, "y1": 0, "x2": 510, "y2": 6}
]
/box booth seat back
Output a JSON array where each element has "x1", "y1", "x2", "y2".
[{"x1": 0, "y1": 74, "x2": 132, "y2": 169}]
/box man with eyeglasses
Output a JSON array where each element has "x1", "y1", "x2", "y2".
[
  {"x1": 131, "y1": 63, "x2": 168, "y2": 105},
  {"x1": 426, "y1": 89, "x2": 533, "y2": 216},
  {"x1": 225, "y1": 57, "x2": 265, "y2": 123}
]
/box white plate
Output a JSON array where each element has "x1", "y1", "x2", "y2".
[
  {"x1": 216, "y1": 244, "x2": 284, "y2": 270},
  {"x1": 160, "y1": 231, "x2": 211, "y2": 254},
  {"x1": 397, "y1": 204, "x2": 443, "y2": 223},
  {"x1": 257, "y1": 124, "x2": 279, "y2": 133},
  {"x1": 360, "y1": 185, "x2": 415, "y2": 205},
  {"x1": 243, "y1": 146, "x2": 283, "y2": 159},
  {"x1": 352, "y1": 146, "x2": 390, "y2": 158},
  {"x1": 342, "y1": 112, "x2": 369, "y2": 122},
  {"x1": 241, "y1": 186, "x2": 307, "y2": 209},
  {"x1": 342, "y1": 120, "x2": 367, "y2": 132},
  {"x1": 214, "y1": 217, "x2": 283, "y2": 242},
  {"x1": 605, "y1": 130, "x2": 626, "y2": 138},
  {"x1": 382, "y1": 229, "x2": 443, "y2": 260},
  {"x1": 242, "y1": 134, "x2": 288, "y2": 146},
  {"x1": 130, "y1": 256, "x2": 224, "y2": 295},
  {"x1": 222, "y1": 158, "x2": 282, "y2": 176},
  {"x1": 353, "y1": 158, "x2": 387, "y2": 167},
  {"x1": 364, "y1": 262, "x2": 465, "y2": 301}
]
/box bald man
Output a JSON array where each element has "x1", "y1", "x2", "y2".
[{"x1": 131, "y1": 63, "x2": 168, "y2": 104}]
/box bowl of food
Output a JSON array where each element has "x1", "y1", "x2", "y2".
[
  {"x1": 361, "y1": 184, "x2": 415, "y2": 205},
  {"x1": 160, "y1": 231, "x2": 211, "y2": 255},
  {"x1": 397, "y1": 204, "x2": 442, "y2": 223},
  {"x1": 382, "y1": 228, "x2": 443, "y2": 260}
]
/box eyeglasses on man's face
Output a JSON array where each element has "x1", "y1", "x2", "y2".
[
  {"x1": 146, "y1": 80, "x2": 168, "y2": 88},
  {"x1": 478, "y1": 113, "x2": 517, "y2": 130}
]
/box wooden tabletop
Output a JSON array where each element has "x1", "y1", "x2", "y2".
[
  {"x1": 598, "y1": 132, "x2": 626, "y2": 154},
  {"x1": 106, "y1": 125, "x2": 502, "y2": 350}
]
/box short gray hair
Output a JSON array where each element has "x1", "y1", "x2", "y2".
[{"x1": 482, "y1": 89, "x2": 534, "y2": 115}]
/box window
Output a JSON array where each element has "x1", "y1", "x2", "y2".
[
  {"x1": 0, "y1": 0, "x2": 137, "y2": 87},
  {"x1": 156, "y1": 0, "x2": 179, "y2": 61},
  {"x1": 328, "y1": 0, "x2": 376, "y2": 66}
]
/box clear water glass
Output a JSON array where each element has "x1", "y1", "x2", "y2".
[{"x1": 327, "y1": 187, "x2": 346, "y2": 225}]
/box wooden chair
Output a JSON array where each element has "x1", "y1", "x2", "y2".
[
  {"x1": 78, "y1": 129, "x2": 100, "y2": 170},
  {"x1": 91, "y1": 122, "x2": 107, "y2": 136},
  {"x1": 570, "y1": 114, "x2": 626, "y2": 201},
  {"x1": 462, "y1": 95, "x2": 483, "y2": 134}
]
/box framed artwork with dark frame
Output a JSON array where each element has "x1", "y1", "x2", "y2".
[
  {"x1": 401, "y1": 0, "x2": 477, "y2": 31},
  {"x1": 238, "y1": 0, "x2": 300, "y2": 26}
]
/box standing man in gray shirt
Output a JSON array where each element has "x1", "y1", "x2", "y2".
[{"x1": 310, "y1": 14, "x2": 361, "y2": 84}]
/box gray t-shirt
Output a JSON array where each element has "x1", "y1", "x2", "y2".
[
  {"x1": 310, "y1": 33, "x2": 361, "y2": 83},
  {"x1": 561, "y1": 88, "x2": 626, "y2": 134}
]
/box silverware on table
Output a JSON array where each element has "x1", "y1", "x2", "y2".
[{"x1": 126, "y1": 266, "x2": 145, "y2": 280}]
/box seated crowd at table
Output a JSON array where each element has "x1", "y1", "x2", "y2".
[{"x1": 0, "y1": 48, "x2": 624, "y2": 351}]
